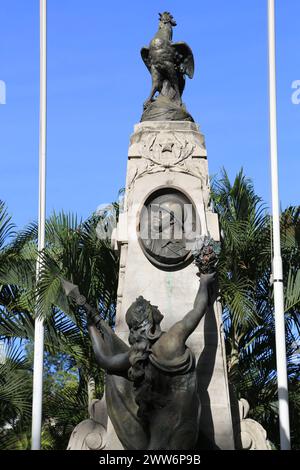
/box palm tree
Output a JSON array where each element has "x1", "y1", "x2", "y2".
[
  {"x1": 211, "y1": 169, "x2": 300, "y2": 449},
  {"x1": 0, "y1": 204, "x2": 119, "y2": 449},
  {"x1": 1, "y1": 172, "x2": 299, "y2": 449},
  {"x1": 0, "y1": 344, "x2": 33, "y2": 449},
  {"x1": 0, "y1": 201, "x2": 32, "y2": 449}
]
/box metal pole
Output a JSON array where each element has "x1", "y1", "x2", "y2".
[
  {"x1": 31, "y1": 0, "x2": 47, "y2": 450},
  {"x1": 267, "y1": 0, "x2": 291, "y2": 450}
]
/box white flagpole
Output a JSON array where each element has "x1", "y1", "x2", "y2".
[
  {"x1": 267, "y1": 0, "x2": 291, "y2": 450},
  {"x1": 31, "y1": 0, "x2": 47, "y2": 450}
]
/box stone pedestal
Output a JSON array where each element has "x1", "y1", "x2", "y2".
[{"x1": 107, "y1": 121, "x2": 235, "y2": 450}]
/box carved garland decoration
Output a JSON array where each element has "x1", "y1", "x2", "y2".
[{"x1": 127, "y1": 132, "x2": 206, "y2": 195}]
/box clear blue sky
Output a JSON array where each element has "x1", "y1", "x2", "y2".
[{"x1": 0, "y1": 0, "x2": 299, "y2": 229}]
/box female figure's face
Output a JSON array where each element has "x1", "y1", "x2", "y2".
[{"x1": 128, "y1": 318, "x2": 151, "y2": 346}]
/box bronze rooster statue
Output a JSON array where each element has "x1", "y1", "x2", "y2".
[{"x1": 140, "y1": 12, "x2": 195, "y2": 122}]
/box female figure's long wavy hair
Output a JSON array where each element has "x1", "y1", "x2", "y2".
[{"x1": 125, "y1": 296, "x2": 164, "y2": 422}]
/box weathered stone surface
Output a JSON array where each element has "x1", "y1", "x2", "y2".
[
  {"x1": 105, "y1": 121, "x2": 235, "y2": 450},
  {"x1": 141, "y1": 95, "x2": 194, "y2": 122},
  {"x1": 233, "y1": 399, "x2": 272, "y2": 450},
  {"x1": 67, "y1": 398, "x2": 107, "y2": 451}
]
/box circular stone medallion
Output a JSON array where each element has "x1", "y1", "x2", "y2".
[{"x1": 138, "y1": 189, "x2": 198, "y2": 271}]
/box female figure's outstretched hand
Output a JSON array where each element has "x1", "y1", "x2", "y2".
[{"x1": 151, "y1": 271, "x2": 217, "y2": 362}]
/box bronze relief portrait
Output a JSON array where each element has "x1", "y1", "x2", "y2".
[{"x1": 138, "y1": 189, "x2": 198, "y2": 271}]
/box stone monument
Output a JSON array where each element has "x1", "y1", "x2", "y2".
[
  {"x1": 107, "y1": 11, "x2": 235, "y2": 449},
  {"x1": 66, "y1": 11, "x2": 271, "y2": 451}
]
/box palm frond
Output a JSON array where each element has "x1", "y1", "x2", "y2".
[{"x1": 0, "y1": 201, "x2": 15, "y2": 248}]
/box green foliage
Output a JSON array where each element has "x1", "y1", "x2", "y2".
[
  {"x1": 41, "y1": 351, "x2": 90, "y2": 450},
  {"x1": 211, "y1": 168, "x2": 300, "y2": 449},
  {"x1": 0, "y1": 344, "x2": 32, "y2": 426},
  {"x1": 0, "y1": 202, "x2": 118, "y2": 449},
  {"x1": 0, "y1": 176, "x2": 299, "y2": 450}
]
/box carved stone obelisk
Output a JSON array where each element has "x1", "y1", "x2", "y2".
[{"x1": 108, "y1": 116, "x2": 235, "y2": 449}]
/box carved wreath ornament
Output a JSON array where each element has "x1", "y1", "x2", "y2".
[{"x1": 127, "y1": 133, "x2": 204, "y2": 193}]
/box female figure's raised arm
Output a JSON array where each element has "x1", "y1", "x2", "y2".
[
  {"x1": 60, "y1": 279, "x2": 131, "y2": 375},
  {"x1": 175, "y1": 272, "x2": 215, "y2": 342},
  {"x1": 88, "y1": 323, "x2": 130, "y2": 376},
  {"x1": 152, "y1": 273, "x2": 215, "y2": 360}
]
